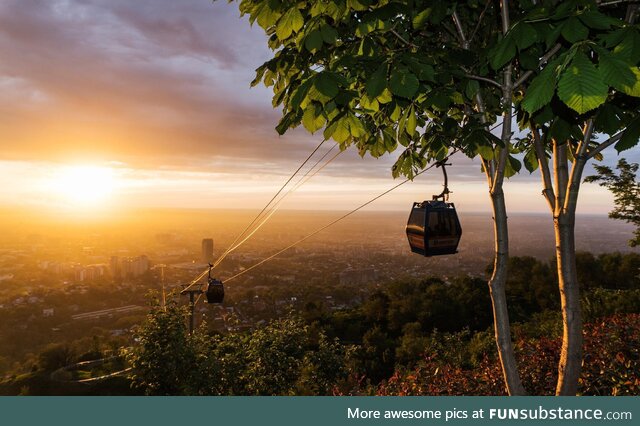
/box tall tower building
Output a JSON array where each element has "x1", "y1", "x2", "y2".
[{"x1": 201, "y1": 238, "x2": 214, "y2": 264}]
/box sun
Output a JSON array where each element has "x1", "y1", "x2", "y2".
[{"x1": 50, "y1": 165, "x2": 116, "y2": 206}]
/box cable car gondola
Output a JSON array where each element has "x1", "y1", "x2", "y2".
[
  {"x1": 206, "y1": 278, "x2": 224, "y2": 303},
  {"x1": 205, "y1": 264, "x2": 224, "y2": 304},
  {"x1": 406, "y1": 162, "x2": 462, "y2": 256}
]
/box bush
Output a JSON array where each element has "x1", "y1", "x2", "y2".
[{"x1": 377, "y1": 314, "x2": 640, "y2": 396}]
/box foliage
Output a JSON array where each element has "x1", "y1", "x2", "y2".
[
  {"x1": 125, "y1": 301, "x2": 198, "y2": 395},
  {"x1": 238, "y1": 0, "x2": 640, "y2": 178},
  {"x1": 38, "y1": 251, "x2": 640, "y2": 396},
  {"x1": 586, "y1": 159, "x2": 640, "y2": 247},
  {"x1": 37, "y1": 343, "x2": 76, "y2": 372},
  {"x1": 377, "y1": 313, "x2": 640, "y2": 396},
  {"x1": 127, "y1": 302, "x2": 353, "y2": 395}
]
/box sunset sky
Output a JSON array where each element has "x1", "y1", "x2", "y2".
[{"x1": 1, "y1": 0, "x2": 637, "y2": 215}]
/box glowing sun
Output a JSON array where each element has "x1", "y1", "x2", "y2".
[{"x1": 50, "y1": 165, "x2": 116, "y2": 206}]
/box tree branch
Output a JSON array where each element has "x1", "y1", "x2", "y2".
[
  {"x1": 465, "y1": 74, "x2": 503, "y2": 88},
  {"x1": 532, "y1": 128, "x2": 555, "y2": 211},
  {"x1": 491, "y1": 0, "x2": 513, "y2": 193},
  {"x1": 513, "y1": 44, "x2": 562, "y2": 89},
  {"x1": 501, "y1": 0, "x2": 511, "y2": 34},
  {"x1": 470, "y1": 0, "x2": 493, "y2": 43},
  {"x1": 453, "y1": 9, "x2": 497, "y2": 185},
  {"x1": 452, "y1": 10, "x2": 470, "y2": 49},
  {"x1": 597, "y1": 0, "x2": 640, "y2": 7},
  {"x1": 587, "y1": 131, "x2": 624, "y2": 159},
  {"x1": 554, "y1": 139, "x2": 569, "y2": 216},
  {"x1": 479, "y1": 157, "x2": 494, "y2": 187},
  {"x1": 389, "y1": 28, "x2": 416, "y2": 48},
  {"x1": 563, "y1": 120, "x2": 594, "y2": 214}
]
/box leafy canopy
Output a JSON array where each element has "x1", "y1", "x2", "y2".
[{"x1": 239, "y1": 0, "x2": 640, "y2": 179}]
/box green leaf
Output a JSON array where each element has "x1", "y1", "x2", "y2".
[
  {"x1": 616, "y1": 117, "x2": 640, "y2": 153},
  {"x1": 595, "y1": 104, "x2": 622, "y2": 135},
  {"x1": 412, "y1": 8, "x2": 432, "y2": 29},
  {"x1": 304, "y1": 30, "x2": 323, "y2": 52},
  {"x1": 346, "y1": 113, "x2": 367, "y2": 138},
  {"x1": 523, "y1": 148, "x2": 539, "y2": 173},
  {"x1": 512, "y1": 22, "x2": 537, "y2": 51},
  {"x1": 290, "y1": 79, "x2": 312, "y2": 110},
  {"x1": 521, "y1": 59, "x2": 559, "y2": 114},
  {"x1": 389, "y1": 69, "x2": 419, "y2": 99},
  {"x1": 465, "y1": 80, "x2": 480, "y2": 100},
  {"x1": 489, "y1": 35, "x2": 516, "y2": 70},
  {"x1": 366, "y1": 64, "x2": 387, "y2": 99},
  {"x1": 417, "y1": 63, "x2": 435, "y2": 82},
  {"x1": 545, "y1": 23, "x2": 563, "y2": 48},
  {"x1": 276, "y1": 8, "x2": 304, "y2": 40},
  {"x1": 619, "y1": 67, "x2": 640, "y2": 97},
  {"x1": 613, "y1": 31, "x2": 640, "y2": 63},
  {"x1": 320, "y1": 25, "x2": 338, "y2": 45},
  {"x1": 358, "y1": 38, "x2": 376, "y2": 56},
  {"x1": 356, "y1": 19, "x2": 384, "y2": 37},
  {"x1": 519, "y1": 51, "x2": 539, "y2": 70},
  {"x1": 504, "y1": 155, "x2": 522, "y2": 178},
  {"x1": 599, "y1": 53, "x2": 636, "y2": 93},
  {"x1": 275, "y1": 111, "x2": 298, "y2": 135},
  {"x1": 578, "y1": 10, "x2": 620, "y2": 30},
  {"x1": 406, "y1": 106, "x2": 417, "y2": 136},
  {"x1": 301, "y1": 104, "x2": 326, "y2": 133},
  {"x1": 305, "y1": 84, "x2": 332, "y2": 106},
  {"x1": 359, "y1": 95, "x2": 379, "y2": 112},
  {"x1": 377, "y1": 88, "x2": 393, "y2": 104},
  {"x1": 314, "y1": 73, "x2": 339, "y2": 98},
  {"x1": 476, "y1": 144, "x2": 494, "y2": 161},
  {"x1": 329, "y1": 116, "x2": 351, "y2": 143},
  {"x1": 558, "y1": 53, "x2": 608, "y2": 114},
  {"x1": 254, "y1": 2, "x2": 282, "y2": 28},
  {"x1": 561, "y1": 17, "x2": 589, "y2": 43}
]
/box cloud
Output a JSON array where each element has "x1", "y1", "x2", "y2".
[
  {"x1": 0, "y1": 0, "x2": 320, "y2": 171},
  {"x1": 0, "y1": 0, "x2": 634, "y2": 190}
]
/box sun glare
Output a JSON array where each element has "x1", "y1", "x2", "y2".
[{"x1": 50, "y1": 165, "x2": 116, "y2": 206}]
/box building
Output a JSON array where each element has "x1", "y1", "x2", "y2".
[
  {"x1": 201, "y1": 238, "x2": 214, "y2": 263},
  {"x1": 110, "y1": 256, "x2": 120, "y2": 278},
  {"x1": 120, "y1": 255, "x2": 150, "y2": 278}
]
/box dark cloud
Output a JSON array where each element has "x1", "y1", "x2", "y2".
[{"x1": 0, "y1": 0, "x2": 320, "y2": 172}]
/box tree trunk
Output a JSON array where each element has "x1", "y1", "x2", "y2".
[
  {"x1": 554, "y1": 213, "x2": 583, "y2": 395},
  {"x1": 489, "y1": 188, "x2": 527, "y2": 395}
]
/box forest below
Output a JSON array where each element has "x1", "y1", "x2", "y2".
[{"x1": 1, "y1": 251, "x2": 638, "y2": 396}]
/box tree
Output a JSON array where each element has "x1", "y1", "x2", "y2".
[
  {"x1": 585, "y1": 159, "x2": 640, "y2": 247},
  {"x1": 513, "y1": 2, "x2": 640, "y2": 394},
  {"x1": 236, "y1": 0, "x2": 640, "y2": 395},
  {"x1": 125, "y1": 301, "x2": 198, "y2": 395},
  {"x1": 127, "y1": 300, "x2": 351, "y2": 395}
]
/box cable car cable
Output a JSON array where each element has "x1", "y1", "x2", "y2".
[
  {"x1": 212, "y1": 139, "x2": 328, "y2": 267},
  {"x1": 223, "y1": 149, "x2": 460, "y2": 284},
  {"x1": 213, "y1": 145, "x2": 341, "y2": 266},
  {"x1": 182, "y1": 139, "x2": 332, "y2": 294}
]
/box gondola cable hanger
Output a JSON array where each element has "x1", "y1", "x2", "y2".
[{"x1": 212, "y1": 144, "x2": 341, "y2": 267}]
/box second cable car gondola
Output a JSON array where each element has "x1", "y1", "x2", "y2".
[
  {"x1": 406, "y1": 162, "x2": 462, "y2": 256},
  {"x1": 205, "y1": 278, "x2": 224, "y2": 303},
  {"x1": 205, "y1": 264, "x2": 224, "y2": 304}
]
